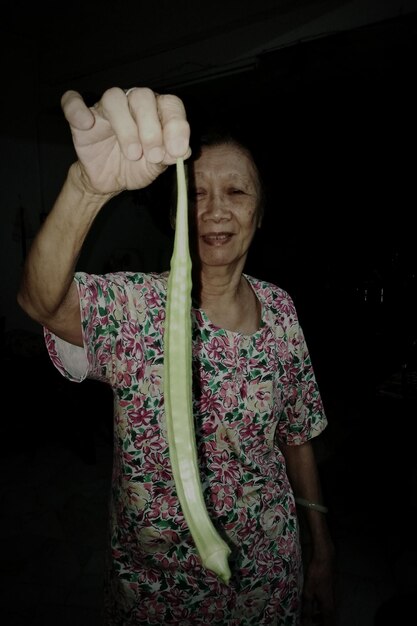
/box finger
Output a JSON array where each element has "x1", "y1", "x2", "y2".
[
  {"x1": 97, "y1": 87, "x2": 143, "y2": 161},
  {"x1": 157, "y1": 94, "x2": 191, "y2": 163},
  {"x1": 61, "y1": 90, "x2": 95, "y2": 130},
  {"x1": 127, "y1": 87, "x2": 166, "y2": 163}
]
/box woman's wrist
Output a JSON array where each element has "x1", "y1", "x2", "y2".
[{"x1": 67, "y1": 162, "x2": 121, "y2": 204}]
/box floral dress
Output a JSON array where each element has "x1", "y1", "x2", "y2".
[{"x1": 45, "y1": 271, "x2": 327, "y2": 626}]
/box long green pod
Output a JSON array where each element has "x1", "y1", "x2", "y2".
[{"x1": 164, "y1": 157, "x2": 231, "y2": 584}]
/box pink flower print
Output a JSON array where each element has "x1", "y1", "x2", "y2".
[
  {"x1": 148, "y1": 368, "x2": 162, "y2": 396},
  {"x1": 197, "y1": 391, "x2": 223, "y2": 430},
  {"x1": 165, "y1": 584, "x2": 194, "y2": 620},
  {"x1": 170, "y1": 607, "x2": 193, "y2": 623},
  {"x1": 312, "y1": 393, "x2": 324, "y2": 415},
  {"x1": 98, "y1": 312, "x2": 109, "y2": 327},
  {"x1": 145, "y1": 288, "x2": 162, "y2": 309},
  {"x1": 238, "y1": 585, "x2": 268, "y2": 617},
  {"x1": 257, "y1": 549, "x2": 280, "y2": 579},
  {"x1": 115, "y1": 351, "x2": 144, "y2": 386},
  {"x1": 221, "y1": 348, "x2": 239, "y2": 370},
  {"x1": 125, "y1": 482, "x2": 150, "y2": 515},
  {"x1": 260, "y1": 503, "x2": 287, "y2": 540},
  {"x1": 153, "y1": 307, "x2": 165, "y2": 328},
  {"x1": 219, "y1": 380, "x2": 239, "y2": 409},
  {"x1": 136, "y1": 567, "x2": 162, "y2": 590},
  {"x1": 275, "y1": 291, "x2": 295, "y2": 316},
  {"x1": 284, "y1": 406, "x2": 302, "y2": 432},
  {"x1": 289, "y1": 327, "x2": 303, "y2": 349},
  {"x1": 85, "y1": 315, "x2": 97, "y2": 342},
  {"x1": 127, "y1": 406, "x2": 153, "y2": 427},
  {"x1": 137, "y1": 527, "x2": 180, "y2": 554},
  {"x1": 258, "y1": 284, "x2": 273, "y2": 305},
  {"x1": 237, "y1": 481, "x2": 262, "y2": 508},
  {"x1": 196, "y1": 365, "x2": 212, "y2": 387},
  {"x1": 255, "y1": 386, "x2": 272, "y2": 412},
  {"x1": 210, "y1": 450, "x2": 240, "y2": 485},
  {"x1": 119, "y1": 394, "x2": 154, "y2": 426},
  {"x1": 121, "y1": 450, "x2": 136, "y2": 464},
  {"x1": 276, "y1": 337, "x2": 290, "y2": 361},
  {"x1": 277, "y1": 534, "x2": 298, "y2": 560},
  {"x1": 288, "y1": 382, "x2": 300, "y2": 404},
  {"x1": 45, "y1": 334, "x2": 65, "y2": 373},
  {"x1": 134, "y1": 425, "x2": 164, "y2": 454},
  {"x1": 158, "y1": 552, "x2": 181, "y2": 575},
  {"x1": 116, "y1": 369, "x2": 132, "y2": 387},
  {"x1": 134, "y1": 598, "x2": 166, "y2": 623},
  {"x1": 240, "y1": 418, "x2": 260, "y2": 440},
  {"x1": 85, "y1": 280, "x2": 99, "y2": 302},
  {"x1": 143, "y1": 451, "x2": 172, "y2": 482},
  {"x1": 235, "y1": 372, "x2": 248, "y2": 400},
  {"x1": 114, "y1": 286, "x2": 128, "y2": 307},
  {"x1": 210, "y1": 483, "x2": 234, "y2": 513},
  {"x1": 247, "y1": 533, "x2": 270, "y2": 562},
  {"x1": 120, "y1": 320, "x2": 140, "y2": 350},
  {"x1": 262, "y1": 481, "x2": 278, "y2": 506},
  {"x1": 256, "y1": 330, "x2": 275, "y2": 357},
  {"x1": 200, "y1": 595, "x2": 226, "y2": 621},
  {"x1": 183, "y1": 552, "x2": 204, "y2": 576},
  {"x1": 214, "y1": 424, "x2": 233, "y2": 452},
  {"x1": 206, "y1": 335, "x2": 228, "y2": 361},
  {"x1": 242, "y1": 516, "x2": 258, "y2": 536},
  {"x1": 97, "y1": 337, "x2": 112, "y2": 366},
  {"x1": 148, "y1": 492, "x2": 179, "y2": 522},
  {"x1": 305, "y1": 377, "x2": 320, "y2": 404}
]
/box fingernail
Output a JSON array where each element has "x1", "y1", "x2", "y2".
[{"x1": 170, "y1": 138, "x2": 189, "y2": 156}]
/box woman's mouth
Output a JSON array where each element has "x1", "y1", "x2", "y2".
[{"x1": 201, "y1": 233, "x2": 233, "y2": 245}]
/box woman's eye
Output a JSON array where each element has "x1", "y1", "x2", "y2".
[
  {"x1": 189, "y1": 189, "x2": 204, "y2": 200},
  {"x1": 229, "y1": 188, "x2": 244, "y2": 195}
]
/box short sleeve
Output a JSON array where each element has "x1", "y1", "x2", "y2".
[
  {"x1": 43, "y1": 271, "x2": 167, "y2": 387},
  {"x1": 44, "y1": 272, "x2": 129, "y2": 385},
  {"x1": 277, "y1": 316, "x2": 327, "y2": 445},
  {"x1": 262, "y1": 285, "x2": 327, "y2": 446},
  {"x1": 44, "y1": 328, "x2": 89, "y2": 382}
]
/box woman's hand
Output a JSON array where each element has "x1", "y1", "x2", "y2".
[
  {"x1": 301, "y1": 539, "x2": 337, "y2": 626},
  {"x1": 61, "y1": 87, "x2": 191, "y2": 195}
]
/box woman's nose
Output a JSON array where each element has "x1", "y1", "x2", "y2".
[{"x1": 201, "y1": 192, "x2": 231, "y2": 221}]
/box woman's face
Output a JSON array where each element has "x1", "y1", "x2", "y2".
[{"x1": 191, "y1": 143, "x2": 261, "y2": 271}]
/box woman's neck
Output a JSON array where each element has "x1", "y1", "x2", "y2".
[{"x1": 197, "y1": 272, "x2": 260, "y2": 334}]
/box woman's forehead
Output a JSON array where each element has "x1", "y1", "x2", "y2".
[{"x1": 193, "y1": 143, "x2": 257, "y2": 180}]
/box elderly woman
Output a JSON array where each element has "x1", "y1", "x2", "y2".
[{"x1": 18, "y1": 87, "x2": 335, "y2": 625}]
